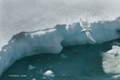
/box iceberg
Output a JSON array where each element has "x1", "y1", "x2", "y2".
[{"x1": 0, "y1": 17, "x2": 120, "y2": 76}]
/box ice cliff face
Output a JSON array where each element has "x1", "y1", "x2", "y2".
[{"x1": 0, "y1": 18, "x2": 120, "y2": 76}]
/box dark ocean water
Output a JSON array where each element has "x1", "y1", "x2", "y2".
[{"x1": 1, "y1": 39, "x2": 119, "y2": 80}]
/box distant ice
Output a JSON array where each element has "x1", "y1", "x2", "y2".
[
  {"x1": 60, "y1": 54, "x2": 67, "y2": 59},
  {"x1": 43, "y1": 70, "x2": 55, "y2": 77},
  {"x1": 3, "y1": 49, "x2": 6, "y2": 52},
  {"x1": 36, "y1": 69, "x2": 43, "y2": 74},
  {"x1": 112, "y1": 74, "x2": 120, "y2": 80},
  {"x1": 32, "y1": 78, "x2": 36, "y2": 80},
  {"x1": 28, "y1": 65, "x2": 36, "y2": 70}
]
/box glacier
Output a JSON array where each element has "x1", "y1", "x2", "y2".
[{"x1": 0, "y1": 17, "x2": 120, "y2": 76}]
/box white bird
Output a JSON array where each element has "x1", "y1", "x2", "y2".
[{"x1": 79, "y1": 18, "x2": 96, "y2": 42}]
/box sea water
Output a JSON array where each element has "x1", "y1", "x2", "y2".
[{"x1": 1, "y1": 38, "x2": 120, "y2": 80}]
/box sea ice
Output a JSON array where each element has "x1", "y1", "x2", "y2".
[
  {"x1": 32, "y1": 78, "x2": 36, "y2": 80},
  {"x1": 102, "y1": 45, "x2": 120, "y2": 74},
  {"x1": 60, "y1": 54, "x2": 67, "y2": 59},
  {"x1": 43, "y1": 70, "x2": 55, "y2": 77},
  {"x1": 28, "y1": 65, "x2": 36, "y2": 70},
  {"x1": 112, "y1": 74, "x2": 120, "y2": 80},
  {"x1": 0, "y1": 16, "x2": 120, "y2": 77}
]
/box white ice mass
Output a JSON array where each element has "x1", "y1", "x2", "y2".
[
  {"x1": 102, "y1": 45, "x2": 120, "y2": 74},
  {"x1": 43, "y1": 70, "x2": 55, "y2": 77},
  {"x1": 0, "y1": 0, "x2": 120, "y2": 77},
  {"x1": 32, "y1": 78, "x2": 36, "y2": 80},
  {"x1": 60, "y1": 54, "x2": 67, "y2": 59}
]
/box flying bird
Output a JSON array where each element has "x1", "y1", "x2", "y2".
[{"x1": 79, "y1": 18, "x2": 96, "y2": 42}]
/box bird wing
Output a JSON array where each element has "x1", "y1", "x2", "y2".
[
  {"x1": 80, "y1": 18, "x2": 87, "y2": 29},
  {"x1": 85, "y1": 32, "x2": 96, "y2": 42}
]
